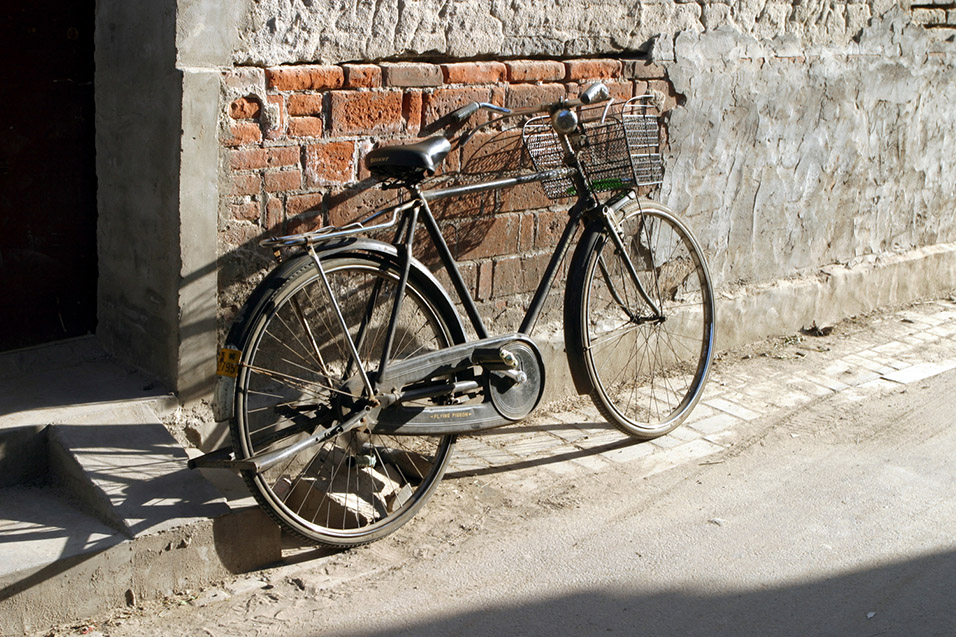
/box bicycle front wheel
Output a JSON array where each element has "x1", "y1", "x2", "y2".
[
  {"x1": 230, "y1": 251, "x2": 462, "y2": 547},
  {"x1": 576, "y1": 201, "x2": 715, "y2": 439}
]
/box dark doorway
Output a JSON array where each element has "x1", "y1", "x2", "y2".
[{"x1": 1, "y1": 2, "x2": 98, "y2": 351}]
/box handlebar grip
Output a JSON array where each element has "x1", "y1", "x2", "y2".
[{"x1": 421, "y1": 102, "x2": 480, "y2": 136}]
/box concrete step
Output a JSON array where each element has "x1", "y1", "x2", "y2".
[
  {"x1": 0, "y1": 425, "x2": 48, "y2": 488},
  {"x1": 0, "y1": 340, "x2": 283, "y2": 634}
]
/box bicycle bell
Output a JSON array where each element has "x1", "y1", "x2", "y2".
[{"x1": 551, "y1": 108, "x2": 578, "y2": 134}]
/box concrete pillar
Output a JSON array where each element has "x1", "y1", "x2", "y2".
[{"x1": 95, "y1": 0, "x2": 240, "y2": 402}]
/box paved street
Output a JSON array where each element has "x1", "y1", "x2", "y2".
[{"x1": 49, "y1": 298, "x2": 956, "y2": 636}]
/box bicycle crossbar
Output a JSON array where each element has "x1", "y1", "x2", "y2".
[{"x1": 422, "y1": 168, "x2": 571, "y2": 202}]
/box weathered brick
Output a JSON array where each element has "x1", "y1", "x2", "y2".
[
  {"x1": 430, "y1": 189, "x2": 495, "y2": 220},
  {"x1": 457, "y1": 214, "x2": 518, "y2": 260},
  {"x1": 268, "y1": 147, "x2": 300, "y2": 167},
  {"x1": 565, "y1": 59, "x2": 623, "y2": 81},
  {"x1": 230, "y1": 96, "x2": 261, "y2": 119},
  {"x1": 492, "y1": 254, "x2": 550, "y2": 296},
  {"x1": 477, "y1": 260, "x2": 493, "y2": 301},
  {"x1": 505, "y1": 83, "x2": 566, "y2": 111},
  {"x1": 459, "y1": 130, "x2": 526, "y2": 177},
  {"x1": 230, "y1": 148, "x2": 268, "y2": 171},
  {"x1": 422, "y1": 87, "x2": 496, "y2": 130},
  {"x1": 265, "y1": 94, "x2": 286, "y2": 140},
  {"x1": 519, "y1": 213, "x2": 535, "y2": 252},
  {"x1": 232, "y1": 173, "x2": 260, "y2": 196},
  {"x1": 506, "y1": 60, "x2": 566, "y2": 83},
  {"x1": 535, "y1": 209, "x2": 568, "y2": 248},
  {"x1": 647, "y1": 79, "x2": 679, "y2": 111},
  {"x1": 286, "y1": 192, "x2": 325, "y2": 217},
  {"x1": 326, "y1": 186, "x2": 401, "y2": 226},
  {"x1": 499, "y1": 181, "x2": 551, "y2": 214},
  {"x1": 223, "y1": 67, "x2": 266, "y2": 92},
  {"x1": 224, "y1": 122, "x2": 262, "y2": 147},
  {"x1": 328, "y1": 90, "x2": 404, "y2": 136},
  {"x1": 264, "y1": 169, "x2": 302, "y2": 193},
  {"x1": 343, "y1": 64, "x2": 382, "y2": 89},
  {"x1": 221, "y1": 221, "x2": 261, "y2": 248},
  {"x1": 403, "y1": 91, "x2": 423, "y2": 135},
  {"x1": 441, "y1": 61, "x2": 507, "y2": 85},
  {"x1": 232, "y1": 200, "x2": 260, "y2": 222},
  {"x1": 266, "y1": 65, "x2": 344, "y2": 91},
  {"x1": 231, "y1": 147, "x2": 300, "y2": 171},
  {"x1": 288, "y1": 94, "x2": 325, "y2": 116},
  {"x1": 381, "y1": 62, "x2": 443, "y2": 87},
  {"x1": 289, "y1": 116, "x2": 324, "y2": 138},
  {"x1": 304, "y1": 141, "x2": 355, "y2": 185},
  {"x1": 286, "y1": 211, "x2": 324, "y2": 235},
  {"x1": 265, "y1": 196, "x2": 284, "y2": 230},
  {"x1": 606, "y1": 80, "x2": 636, "y2": 102},
  {"x1": 622, "y1": 59, "x2": 668, "y2": 80}
]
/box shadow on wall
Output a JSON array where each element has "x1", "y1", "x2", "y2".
[
  {"x1": 217, "y1": 123, "x2": 558, "y2": 351},
  {"x1": 331, "y1": 549, "x2": 956, "y2": 636},
  {"x1": 223, "y1": 124, "x2": 537, "y2": 274}
]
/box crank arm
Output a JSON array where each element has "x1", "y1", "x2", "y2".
[
  {"x1": 377, "y1": 333, "x2": 534, "y2": 390},
  {"x1": 192, "y1": 407, "x2": 374, "y2": 474}
]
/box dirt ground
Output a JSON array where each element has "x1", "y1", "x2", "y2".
[{"x1": 37, "y1": 296, "x2": 956, "y2": 636}]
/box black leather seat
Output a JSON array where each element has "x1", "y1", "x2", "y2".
[{"x1": 365, "y1": 136, "x2": 452, "y2": 182}]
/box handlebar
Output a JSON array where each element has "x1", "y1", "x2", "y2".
[{"x1": 420, "y1": 82, "x2": 611, "y2": 138}]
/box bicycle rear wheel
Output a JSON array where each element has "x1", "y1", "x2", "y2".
[
  {"x1": 230, "y1": 251, "x2": 462, "y2": 546},
  {"x1": 575, "y1": 201, "x2": 715, "y2": 439}
]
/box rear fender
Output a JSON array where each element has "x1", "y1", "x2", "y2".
[{"x1": 215, "y1": 238, "x2": 466, "y2": 422}]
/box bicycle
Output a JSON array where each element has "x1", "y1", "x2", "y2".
[{"x1": 192, "y1": 82, "x2": 716, "y2": 547}]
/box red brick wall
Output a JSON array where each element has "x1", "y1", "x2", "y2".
[{"x1": 221, "y1": 57, "x2": 673, "y2": 328}]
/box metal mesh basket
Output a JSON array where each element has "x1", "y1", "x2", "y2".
[{"x1": 522, "y1": 96, "x2": 663, "y2": 200}]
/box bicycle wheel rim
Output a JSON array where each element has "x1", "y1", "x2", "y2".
[
  {"x1": 583, "y1": 204, "x2": 715, "y2": 437},
  {"x1": 233, "y1": 255, "x2": 457, "y2": 546}
]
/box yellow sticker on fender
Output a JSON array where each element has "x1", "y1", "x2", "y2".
[{"x1": 217, "y1": 348, "x2": 242, "y2": 378}]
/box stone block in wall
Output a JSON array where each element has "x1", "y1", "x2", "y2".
[
  {"x1": 381, "y1": 62, "x2": 443, "y2": 88},
  {"x1": 621, "y1": 59, "x2": 667, "y2": 80}
]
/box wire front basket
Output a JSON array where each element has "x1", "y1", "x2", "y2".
[{"x1": 522, "y1": 96, "x2": 663, "y2": 200}]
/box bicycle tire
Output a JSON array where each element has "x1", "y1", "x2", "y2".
[
  {"x1": 571, "y1": 200, "x2": 715, "y2": 439},
  {"x1": 230, "y1": 250, "x2": 463, "y2": 547}
]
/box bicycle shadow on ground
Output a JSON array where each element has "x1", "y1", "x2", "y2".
[{"x1": 445, "y1": 420, "x2": 638, "y2": 480}]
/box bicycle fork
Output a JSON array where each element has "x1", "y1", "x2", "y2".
[{"x1": 596, "y1": 191, "x2": 664, "y2": 322}]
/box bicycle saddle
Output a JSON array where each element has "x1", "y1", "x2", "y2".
[{"x1": 365, "y1": 136, "x2": 452, "y2": 182}]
